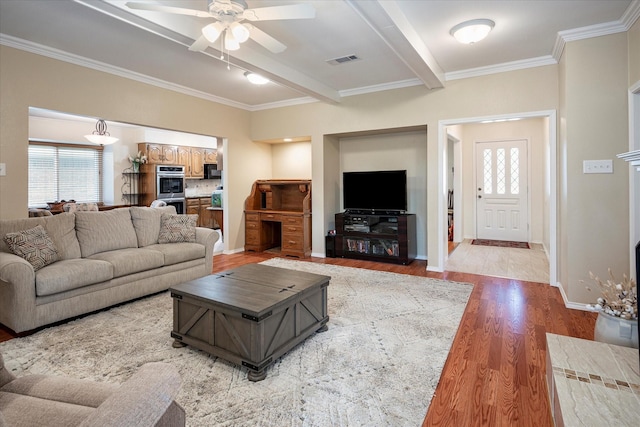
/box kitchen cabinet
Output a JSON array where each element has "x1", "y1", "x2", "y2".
[
  {"x1": 139, "y1": 143, "x2": 211, "y2": 178},
  {"x1": 186, "y1": 198, "x2": 199, "y2": 218},
  {"x1": 138, "y1": 143, "x2": 178, "y2": 165},
  {"x1": 190, "y1": 148, "x2": 205, "y2": 178},
  {"x1": 177, "y1": 146, "x2": 190, "y2": 170},
  {"x1": 186, "y1": 197, "x2": 223, "y2": 233},
  {"x1": 204, "y1": 149, "x2": 217, "y2": 164}
]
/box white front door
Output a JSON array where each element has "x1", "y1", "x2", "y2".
[{"x1": 475, "y1": 140, "x2": 528, "y2": 242}]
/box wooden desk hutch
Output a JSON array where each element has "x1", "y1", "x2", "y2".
[{"x1": 244, "y1": 180, "x2": 311, "y2": 258}]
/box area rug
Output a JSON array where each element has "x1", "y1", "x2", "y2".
[
  {"x1": 0, "y1": 259, "x2": 472, "y2": 427},
  {"x1": 471, "y1": 239, "x2": 530, "y2": 249}
]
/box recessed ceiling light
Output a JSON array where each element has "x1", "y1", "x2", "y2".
[
  {"x1": 284, "y1": 138, "x2": 293, "y2": 142},
  {"x1": 450, "y1": 19, "x2": 495, "y2": 44}
]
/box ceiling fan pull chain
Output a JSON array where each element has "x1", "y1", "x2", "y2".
[{"x1": 220, "y1": 31, "x2": 225, "y2": 60}]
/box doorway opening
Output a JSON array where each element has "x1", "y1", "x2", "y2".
[{"x1": 436, "y1": 110, "x2": 557, "y2": 286}]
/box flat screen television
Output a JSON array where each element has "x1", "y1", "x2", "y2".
[{"x1": 343, "y1": 170, "x2": 407, "y2": 214}]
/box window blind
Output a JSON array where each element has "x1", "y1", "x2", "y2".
[{"x1": 28, "y1": 143, "x2": 103, "y2": 207}]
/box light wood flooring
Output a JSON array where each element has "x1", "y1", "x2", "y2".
[{"x1": 0, "y1": 251, "x2": 596, "y2": 426}]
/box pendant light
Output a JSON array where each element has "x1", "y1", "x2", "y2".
[{"x1": 85, "y1": 119, "x2": 118, "y2": 145}]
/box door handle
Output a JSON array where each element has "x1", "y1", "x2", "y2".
[{"x1": 478, "y1": 195, "x2": 482, "y2": 199}]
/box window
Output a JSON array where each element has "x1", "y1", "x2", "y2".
[{"x1": 28, "y1": 142, "x2": 103, "y2": 207}]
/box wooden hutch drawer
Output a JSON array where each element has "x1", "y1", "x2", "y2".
[
  {"x1": 246, "y1": 229, "x2": 260, "y2": 245},
  {"x1": 246, "y1": 221, "x2": 260, "y2": 230},
  {"x1": 283, "y1": 224, "x2": 302, "y2": 234},
  {"x1": 281, "y1": 215, "x2": 303, "y2": 226},
  {"x1": 282, "y1": 235, "x2": 303, "y2": 251},
  {"x1": 246, "y1": 212, "x2": 260, "y2": 222},
  {"x1": 261, "y1": 213, "x2": 282, "y2": 222},
  {"x1": 186, "y1": 198, "x2": 200, "y2": 208}
]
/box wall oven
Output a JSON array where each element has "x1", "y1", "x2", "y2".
[
  {"x1": 156, "y1": 165, "x2": 185, "y2": 214},
  {"x1": 162, "y1": 198, "x2": 186, "y2": 215},
  {"x1": 156, "y1": 165, "x2": 185, "y2": 198}
]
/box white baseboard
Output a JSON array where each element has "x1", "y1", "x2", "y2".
[{"x1": 553, "y1": 280, "x2": 591, "y2": 312}]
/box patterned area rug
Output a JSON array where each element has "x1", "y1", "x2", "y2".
[
  {"x1": 0, "y1": 259, "x2": 472, "y2": 427},
  {"x1": 471, "y1": 239, "x2": 530, "y2": 249}
]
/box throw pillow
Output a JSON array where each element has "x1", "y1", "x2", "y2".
[
  {"x1": 158, "y1": 214, "x2": 197, "y2": 244},
  {"x1": 3, "y1": 225, "x2": 60, "y2": 270}
]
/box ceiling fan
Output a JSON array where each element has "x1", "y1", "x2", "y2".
[{"x1": 125, "y1": 0, "x2": 315, "y2": 54}]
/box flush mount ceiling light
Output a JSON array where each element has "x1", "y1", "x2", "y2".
[
  {"x1": 450, "y1": 19, "x2": 495, "y2": 44},
  {"x1": 244, "y1": 71, "x2": 269, "y2": 85},
  {"x1": 85, "y1": 119, "x2": 118, "y2": 145}
]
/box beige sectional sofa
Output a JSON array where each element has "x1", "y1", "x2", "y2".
[{"x1": 0, "y1": 206, "x2": 217, "y2": 334}]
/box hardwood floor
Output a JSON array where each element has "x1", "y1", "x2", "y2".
[{"x1": 0, "y1": 251, "x2": 597, "y2": 426}]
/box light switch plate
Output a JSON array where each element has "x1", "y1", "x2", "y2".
[
  {"x1": 583, "y1": 159, "x2": 613, "y2": 174},
  {"x1": 0, "y1": 163, "x2": 6, "y2": 176}
]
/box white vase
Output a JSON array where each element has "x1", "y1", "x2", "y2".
[{"x1": 594, "y1": 312, "x2": 639, "y2": 349}]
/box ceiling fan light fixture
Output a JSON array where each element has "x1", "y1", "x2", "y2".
[
  {"x1": 230, "y1": 22, "x2": 250, "y2": 43},
  {"x1": 85, "y1": 119, "x2": 118, "y2": 145},
  {"x1": 244, "y1": 71, "x2": 269, "y2": 85},
  {"x1": 202, "y1": 22, "x2": 224, "y2": 43},
  {"x1": 450, "y1": 19, "x2": 495, "y2": 44},
  {"x1": 224, "y1": 32, "x2": 240, "y2": 50}
]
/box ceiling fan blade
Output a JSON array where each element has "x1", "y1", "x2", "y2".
[
  {"x1": 247, "y1": 25, "x2": 287, "y2": 53},
  {"x1": 188, "y1": 35, "x2": 210, "y2": 52},
  {"x1": 243, "y1": 4, "x2": 315, "y2": 21},
  {"x1": 125, "y1": 2, "x2": 212, "y2": 18}
]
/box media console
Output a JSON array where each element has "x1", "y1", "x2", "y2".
[{"x1": 334, "y1": 212, "x2": 416, "y2": 265}]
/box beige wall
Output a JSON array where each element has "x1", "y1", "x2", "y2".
[
  {"x1": 251, "y1": 65, "x2": 559, "y2": 271},
  {"x1": 339, "y1": 130, "x2": 428, "y2": 258},
  {"x1": 558, "y1": 33, "x2": 630, "y2": 304},
  {"x1": 271, "y1": 141, "x2": 312, "y2": 179},
  {"x1": 0, "y1": 46, "x2": 264, "y2": 252}
]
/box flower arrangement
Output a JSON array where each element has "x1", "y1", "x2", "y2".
[
  {"x1": 129, "y1": 151, "x2": 147, "y2": 165},
  {"x1": 585, "y1": 269, "x2": 637, "y2": 320},
  {"x1": 128, "y1": 151, "x2": 147, "y2": 172}
]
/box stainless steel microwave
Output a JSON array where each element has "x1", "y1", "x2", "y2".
[{"x1": 204, "y1": 163, "x2": 221, "y2": 179}]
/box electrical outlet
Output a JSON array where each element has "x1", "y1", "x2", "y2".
[
  {"x1": 583, "y1": 159, "x2": 613, "y2": 174},
  {"x1": 0, "y1": 163, "x2": 6, "y2": 176}
]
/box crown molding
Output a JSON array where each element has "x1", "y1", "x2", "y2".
[
  {"x1": 445, "y1": 56, "x2": 557, "y2": 81},
  {"x1": 0, "y1": 33, "x2": 254, "y2": 111},
  {"x1": 552, "y1": 0, "x2": 639, "y2": 61}
]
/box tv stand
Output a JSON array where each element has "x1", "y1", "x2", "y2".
[
  {"x1": 335, "y1": 212, "x2": 416, "y2": 265},
  {"x1": 344, "y1": 209, "x2": 405, "y2": 216}
]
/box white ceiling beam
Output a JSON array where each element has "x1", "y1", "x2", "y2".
[
  {"x1": 78, "y1": 0, "x2": 341, "y2": 104},
  {"x1": 345, "y1": 0, "x2": 445, "y2": 90}
]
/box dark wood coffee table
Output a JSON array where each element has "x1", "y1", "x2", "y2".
[{"x1": 169, "y1": 263, "x2": 330, "y2": 381}]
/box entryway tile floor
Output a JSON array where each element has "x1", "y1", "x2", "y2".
[{"x1": 445, "y1": 239, "x2": 549, "y2": 284}]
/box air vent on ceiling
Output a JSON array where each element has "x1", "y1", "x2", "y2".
[{"x1": 326, "y1": 54, "x2": 361, "y2": 66}]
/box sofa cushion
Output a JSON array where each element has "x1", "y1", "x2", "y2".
[
  {"x1": 0, "y1": 374, "x2": 118, "y2": 427},
  {"x1": 0, "y1": 214, "x2": 81, "y2": 261},
  {"x1": 146, "y1": 242, "x2": 206, "y2": 266},
  {"x1": 75, "y1": 209, "x2": 138, "y2": 258},
  {"x1": 3, "y1": 225, "x2": 60, "y2": 271},
  {"x1": 35, "y1": 259, "x2": 114, "y2": 297},
  {"x1": 88, "y1": 248, "x2": 164, "y2": 278},
  {"x1": 158, "y1": 214, "x2": 197, "y2": 244},
  {"x1": 130, "y1": 206, "x2": 177, "y2": 247},
  {"x1": 42, "y1": 213, "x2": 82, "y2": 260}
]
